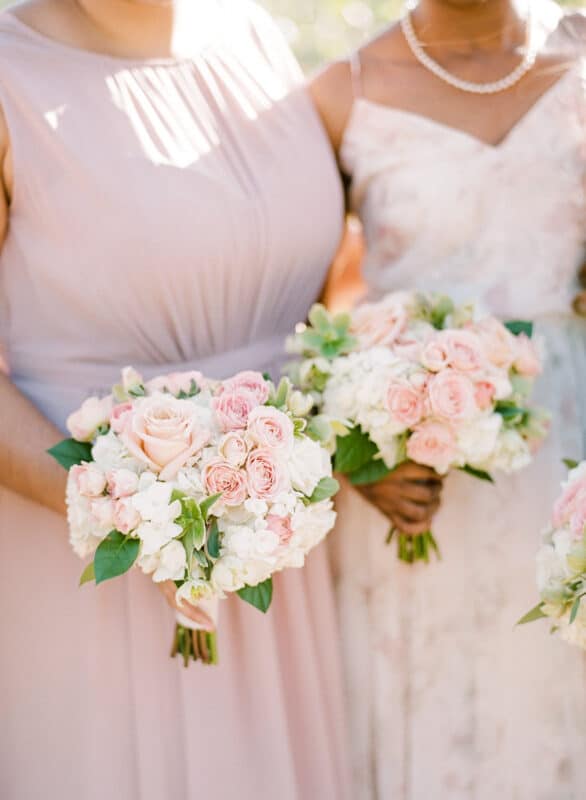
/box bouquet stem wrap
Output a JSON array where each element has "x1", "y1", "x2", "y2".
[{"x1": 172, "y1": 598, "x2": 220, "y2": 667}]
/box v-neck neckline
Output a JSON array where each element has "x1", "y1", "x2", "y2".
[{"x1": 343, "y1": 63, "x2": 578, "y2": 154}]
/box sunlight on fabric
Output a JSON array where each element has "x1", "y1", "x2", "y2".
[{"x1": 44, "y1": 104, "x2": 67, "y2": 131}]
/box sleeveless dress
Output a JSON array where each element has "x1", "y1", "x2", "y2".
[
  {"x1": 0, "y1": 5, "x2": 351, "y2": 799},
  {"x1": 332, "y1": 17, "x2": 586, "y2": 800}
]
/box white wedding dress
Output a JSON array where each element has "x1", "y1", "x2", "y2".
[{"x1": 331, "y1": 12, "x2": 586, "y2": 800}]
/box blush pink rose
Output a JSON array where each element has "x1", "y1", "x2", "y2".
[
  {"x1": 570, "y1": 504, "x2": 586, "y2": 538},
  {"x1": 513, "y1": 334, "x2": 542, "y2": 378},
  {"x1": 146, "y1": 370, "x2": 206, "y2": 396},
  {"x1": 477, "y1": 318, "x2": 516, "y2": 370},
  {"x1": 246, "y1": 448, "x2": 289, "y2": 501},
  {"x1": 110, "y1": 402, "x2": 134, "y2": 434},
  {"x1": 218, "y1": 432, "x2": 249, "y2": 466},
  {"x1": 203, "y1": 459, "x2": 248, "y2": 506},
  {"x1": 71, "y1": 463, "x2": 107, "y2": 497},
  {"x1": 213, "y1": 389, "x2": 259, "y2": 432},
  {"x1": 351, "y1": 299, "x2": 408, "y2": 349},
  {"x1": 107, "y1": 468, "x2": 139, "y2": 499},
  {"x1": 220, "y1": 371, "x2": 270, "y2": 405},
  {"x1": 474, "y1": 381, "x2": 497, "y2": 411},
  {"x1": 443, "y1": 330, "x2": 484, "y2": 372},
  {"x1": 266, "y1": 514, "x2": 293, "y2": 546},
  {"x1": 385, "y1": 380, "x2": 424, "y2": 428},
  {"x1": 120, "y1": 393, "x2": 210, "y2": 481},
  {"x1": 406, "y1": 421, "x2": 457, "y2": 474},
  {"x1": 67, "y1": 396, "x2": 113, "y2": 442},
  {"x1": 113, "y1": 497, "x2": 141, "y2": 534},
  {"x1": 553, "y1": 477, "x2": 586, "y2": 528},
  {"x1": 247, "y1": 406, "x2": 294, "y2": 452},
  {"x1": 420, "y1": 336, "x2": 451, "y2": 372},
  {"x1": 428, "y1": 369, "x2": 478, "y2": 421}
]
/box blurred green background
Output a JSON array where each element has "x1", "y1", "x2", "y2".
[{"x1": 0, "y1": 0, "x2": 581, "y2": 71}]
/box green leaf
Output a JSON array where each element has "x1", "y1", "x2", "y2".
[
  {"x1": 79, "y1": 561, "x2": 95, "y2": 586},
  {"x1": 308, "y1": 476, "x2": 340, "y2": 503},
  {"x1": 504, "y1": 320, "x2": 534, "y2": 338},
  {"x1": 308, "y1": 303, "x2": 332, "y2": 333},
  {"x1": 334, "y1": 426, "x2": 378, "y2": 474},
  {"x1": 569, "y1": 595, "x2": 583, "y2": 624},
  {"x1": 563, "y1": 459, "x2": 579, "y2": 470},
  {"x1": 177, "y1": 497, "x2": 205, "y2": 548},
  {"x1": 94, "y1": 531, "x2": 140, "y2": 585},
  {"x1": 47, "y1": 438, "x2": 93, "y2": 470},
  {"x1": 516, "y1": 602, "x2": 547, "y2": 626},
  {"x1": 262, "y1": 372, "x2": 273, "y2": 382},
  {"x1": 332, "y1": 311, "x2": 352, "y2": 336},
  {"x1": 495, "y1": 404, "x2": 527, "y2": 421},
  {"x1": 176, "y1": 379, "x2": 200, "y2": 399},
  {"x1": 237, "y1": 578, "x2": 273, "y2": 613},
  {"x1": 206, "y1": 519, "x2": 221, "y2": 560},
  {"x1": 459, "y1": 465, "x2": 495, "y2": 483},
  {"x1": 200, "y1": 493, "x2": 222, "y2": 521},
  {"x1": 128, "y1": 385, "x2": 146, "y2": 397},
  {"x1": 348, "y1": 458, "x2": 392, "y2": 486}
]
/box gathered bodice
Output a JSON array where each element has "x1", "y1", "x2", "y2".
[
  {"x1": 0, "y1": 2, "x2": 343, "y2": 426},
  {"x1": 341, "y1": 52, "x2": 586, "y2": 319}
]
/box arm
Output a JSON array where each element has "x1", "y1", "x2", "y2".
[{"x1": 0, "y1": 104, "x2": 67, "y2": 514}]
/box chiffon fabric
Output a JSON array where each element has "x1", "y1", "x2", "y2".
[
  {"x1": 0, "y1": 4, "x2": 350, "y2": 798},
  {"x1": 332, "y1": 17, "x2": 586, "y2": 800}
]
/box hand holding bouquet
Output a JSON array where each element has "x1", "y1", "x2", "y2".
[
  {"x1": 49, "y1": 367, "x2": 338, "y2": 665},
  {"x1": 519, "y1": 460, "x2": 586, "y2": 649},
  {"x1": 287, "y1": 292, "x2": 549, "y2": 564}
]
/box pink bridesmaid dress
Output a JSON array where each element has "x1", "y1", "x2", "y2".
[{"x1": 0, "y1": 3, "x2": 349, "y2": 798}]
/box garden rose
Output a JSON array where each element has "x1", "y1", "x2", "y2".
[
  {"x1": 67, "y1": 396, "x2": 113, "y2": 442},
  {"x1": 213, "y1": 389, "x2": 259, "y2": 432},
  {"x1": 120, "y1": 393, "x2": 210, "y2": 480},
  {"x1": 406, "y1": 421, "x2": 457, "y2": 474},
  {"x1": 110, "y1": 402, "x2": 133, "y2": 434},
  {"x1": 385, "y1": 380, "x2": 424, "y2": 429},
  {"x1": 428, "y1": 369, "x2": 478, "y2": 421},
  {"x1": 71, "y1": 463, "x2": 107, "y2": 497},
  {"x1": 246, "y1": 448, "x2": 289, "y2": 501},
  {"x1": 266, "y1": 514, "x2": 293, "y2": 546},
  {"x1": 474, "y1": 381, "x2": 496, "y2": 410},
  {"x1": 203, "y1": 459, "x2": 248, "y2": 506},
  {"x1": 90, "y1": 496, "x2": 115, "y2": 529},
  {"x1": 220, "y1": 371, "x2": 270, "y2": 405},
  {"x1": 247, "y1": 406, "x2": 294, "y2": 452},
  {"x1": 113, "y1": 497, "x2": 141, "y2": 534},
  {"x1": 477, "y1": 318, "x2": 516, "y2": 370},
  {"x1": 107, "y1": 468, "x2": 139, "y2": 499},
  {"x1": 420, "y1": 336, "x2": 450, "y2": 372},
  {"x1": 147, "y1": 370, "x2": 205, "y2": 396},
  {"x1": 513, "y1": 333, "x2": 542, "y2": 378},
  {"x1": 350, "y1": 298, "x2": 408, "y2": 348},
  {"x1": 218, "y1": 431, "x2": 249, "y2": 466},
  {"x1": 443, "y1": 330, "x2": 484, "y2": 372}
]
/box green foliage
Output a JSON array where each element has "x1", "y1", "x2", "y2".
[
  {"x1": 307, "y1": 476, "x2": 340, "y2": 502},
  {"x1": 94, "y1": 531, "x2": 140, "y2": 584},
  {"x1": 47, "y1": 438, "x2": 93, "y2": 470},
  {"x1": 348, "y1": 458, "x2": 391, "y2": 486},
  {"x1": 237, "y1": 578, "x2": 273, "y2": 613},
  {"x1": 79, "y1": 562, "x2": 96, "y2": 586},
  {"x1": 334, "y1": 425, "x2": 378, "y2": 474},
  {"x1": 459, "y1": 465, "x2": 495, "y2": 483},
  {"x1": 504, "y1": 320, "x2": 534, "y2": 338},
  {"x1": 516, "y1": 602, "x2": 547, "y2": 625},
  {"x1": 296, "y1": 303, "x2": 357, "y2": 360}
]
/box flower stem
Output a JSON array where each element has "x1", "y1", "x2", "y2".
[{"x1": 388, "y1": 530, "x2": 441, "y2": 565}]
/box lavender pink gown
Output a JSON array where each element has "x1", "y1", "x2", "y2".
[{"x1": 0, "y1": 4, "x2": 349, "y2": 798}]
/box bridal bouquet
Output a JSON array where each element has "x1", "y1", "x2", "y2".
[
  {"x1": 519, "y1": 460, "x2": 586, "y2": 649},
  {"x1": 286, "y1": 292, "x2": 549, "y2": 563},
  {"x1": 49, "y1": 367, "x2": 338, "y2": 665}
]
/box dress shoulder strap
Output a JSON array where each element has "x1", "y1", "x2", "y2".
[{"x1": 349, "y1": 51, "x2": 363, "y2": 98}]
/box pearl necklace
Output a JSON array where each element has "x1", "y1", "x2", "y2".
[{"x1": 400, "y1": 3, "x2": 538, "y2": 95}]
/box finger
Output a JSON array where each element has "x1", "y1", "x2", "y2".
[
  {"x1": 198, "y1": 631, "x2": 211, "y2": 664},
  {"x1": 396, "y1": 481, "x2": 441, "y2": 503},
  {"x1": 392, "y1": 462, "x2": 441, "y2": 482},
  {"x1": 391, "y1": 514, "x2": 431, "y2": 536},
  {"x1": 393, "y1": 498, "x2": 432, "y2": 523}
]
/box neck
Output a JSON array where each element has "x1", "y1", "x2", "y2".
[
  {"x1": 411, "y1": 0, "x2": 528, "y2": 53},
  {"x1": 73, "y1": 0, "x2": 180, "y2": 58}
]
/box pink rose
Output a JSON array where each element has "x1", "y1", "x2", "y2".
[
  {"x1": 218, "y1": 432, "x2": 249, "y2": 466},
  {"x1": 351, "y1": 298, "x2": 408, "y2": 349},
  {"x1": 66, "y1": 396, "x2": 113, "y2": 442},
  {"x1": 476, "y1": 318, "x2": 516, "y2": 370},
  {"x1": 393, "y1": 334, "x2": 423, "y2": 362},
  {"x1": 120, "y1": 393, "x2": 210, "y2": 481},
  {"x1": 246, "y1": 448, "x2": 289, "y2": 501},
  {"x1": 113, "y1": 497, "x2": 141, "y2": 534},
  {"x1": 147, "y1": 370, "x2": 206, "y2": 396},
  {"x1": 406, "y1": 421, "x2": 457, "y2": 474},
  {"x1": 553, "y1": 477, "x2": 586, "y2": 528},
  {"x1": 220, "y1": 371, "x2": 270, "y2": 405},
  {"x1": 203, "y1": 458, "x2": 248, "y2": 506},
  {"x1": 570, "y1": 504, "x2": 586, "y2": 538},
  {"x1": 90, "y1": 496, "x2": 115, "y2": 529},
  {"x1": 110, "y1": 402, "x2": 133, "y2": 434},
  {"x1": 428, "y1": 369, "x2": 478, "y2": 421},
  {"x1": 443, "y1": 330, "x2": 484, "y2": 372},
  {"x1": 107, "y1": 468, "x2": 139, "y2": 499},
  {"x1": 420, "y1": 336, "x2": 450, "y2": 372},
  {"x1": 71, "y1": 463, "x2": 107, "y2": 497},
  {"x1": 266, "y1": 514, "x2": 293, "y2": 546},
  {"x1": 385, "y1": 380, "x2": 424, "y2": 429},
  {"x1": 247, "y1": 406, "x2": 294, "y2": 452},
  {"x1": 213, "y1": 389, "x2": 259, "y2": 432},
  {"x1": 474, "y1": 381, "x2": 496, "y2": 411},
  {"x1": 513, "y1": 334, "x2": 542, "y2": 378}
]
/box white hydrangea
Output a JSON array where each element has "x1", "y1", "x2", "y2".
[{"x1": 288, "y1": 436, "x2": 332, "y2": 496}]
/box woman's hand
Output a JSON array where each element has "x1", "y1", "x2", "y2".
[
  {"x1": 573, "y1": 261, "x2": 586, "y2": 316},
  {"x1": 356, "y1": 462, "x2": 443, "y2": 534},
  {"x1": 157, "y1": 580, "x2": 215, "y2": 630}
]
